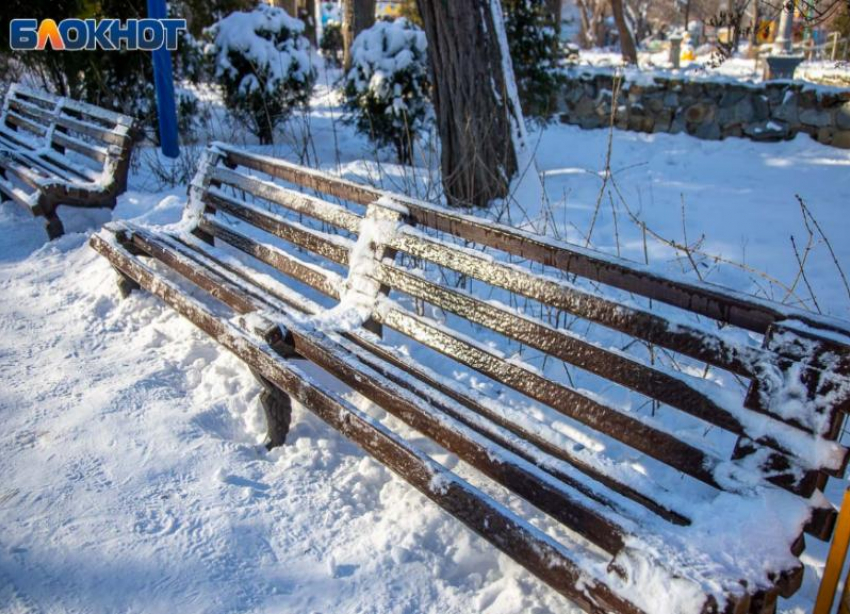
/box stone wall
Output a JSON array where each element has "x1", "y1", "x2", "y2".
[{"x1": 555, "y1": 69, "x2": 850, "y2": 148}]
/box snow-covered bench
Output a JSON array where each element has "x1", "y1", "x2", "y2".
[
  {"x1": 0, "y1": 85, "x2": 137, "y2": 239},
  {"x1": 90, "y1": 143, "x2": 850, "y2": 614}
]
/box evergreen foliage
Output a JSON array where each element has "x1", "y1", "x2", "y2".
[
  {"x1": 320, "y1": 22, "x2": 344, "y2": 67},
  {"x1": 502, "y1": 0, "x2": 560, "y2": 119},
  {"x1": 342, "y1": 18, "x2": 431, "y2": 164},
  {"x1": 207, "y1": 4, "x2": 315, "y2": 144}
]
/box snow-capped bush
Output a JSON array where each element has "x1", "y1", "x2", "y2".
[
  {"x1": 207, "y1": 4, "x2": 315, "y2": 144},
  {"x1": 343, "y1": 18, "x2": 431, "y2": 164},
  {"x1": 320, "y1": 21, "x2": 344, "y2": 67}
]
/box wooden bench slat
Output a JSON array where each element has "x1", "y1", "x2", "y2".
[
  {"x1": 212, "y1": 142, "x2": 850, "y2": 341},
  {"x1": 374, "y1": 299, "x2": 722, "y2": 487},
  {"x1": 204, "y1": 189, "x2": 352, "y2": 266},
  {"x1": 129, "y1": 223, "x2": 638, "y2": 555},
  {"x1": 51, "y1": 131, "x2": 111, "y2": 164},
  {"x1": 175, "y1": 232, "x2": 333, "y2": 315},
  {"x1": 2, "y1": 147, "x2": 94, "y2": 184},
  {"x1": 198, "y1": 218, "x2": 344, "y2": 299},
  {"x1": 210, "y1": 166, "x2": 362, "y2": 234},
  {"x1": 0, "y1": 174, "x2": 38, "y2": 210},
  {"x1": 0, "y1": 126, "x2": 40, "y2": 151},
  {"x1": 388, "y1": 229, "x2": 763, "y2": 377},
  {"x1": 6, "y1": 110, "x2": 48, "y2": 137},
  {"x1": 90, "y1": 230, "x2": 654, "y2": 614},
  {"x1": 377, "y1": 262, "x2": 816, "y2": 452},
  {"x1": 7, "y1": 97, "x2": 129, "y2": 146},
  {"x1": 0, "y1": 156, "x2": 53, "y2": 192},
  {"x1": 12, "y1": 85, "x2": 134, "y2": 129},
  {"x1": 159, "y1": 225, "x2": 695, "y2": 525}
]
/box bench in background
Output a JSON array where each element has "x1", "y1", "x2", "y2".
[
  {"x1": 91, "y1": 143, "x2": 850, "y2": 614},
  {"x1": 0, "y1": 84, "x2": 138, "y2": 239}
]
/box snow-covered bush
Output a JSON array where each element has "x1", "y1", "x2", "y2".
[
  {"x1": 207, "y1": 4, "x2": 315, "y2": 144},
  {"x1": 503, "y1": 0, "x2": 559, "y2": 120},
  {"x1": 343, "y1": 18, "x2": 430, "y2": 164},
  {"x1": 320, "y1": 22, "x2": 344, "y2": 67}
]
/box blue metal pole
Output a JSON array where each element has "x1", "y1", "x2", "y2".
[{"x1": 147, "y1": 0, "x2": 180, "y2": 158}]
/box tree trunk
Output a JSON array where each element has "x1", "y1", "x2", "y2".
[
  {"x1": 577, "y1": 0, "x2": 606, "y2": 49},
  {"x1": 343, "y1": 0, "x2": 377, "y2": 71},
  {"x1": 302, "y1": 0, "x2": 318, "y2": 45},
  {"x1": 415, "y1": 0, "x2": 519, "y2": 208},
  {"x1": 748, "y1": 0, "x2": 760, "y2": 58},
  {"x1": 610, "y1": 0, "x2": 638, "y2": 64},
  {"x1": 273, "y1": 0, "x2": 298, "y2": 16}
]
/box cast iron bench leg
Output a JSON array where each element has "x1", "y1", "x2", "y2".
[
  {"x1": 44, "y1": 213, "x2": 65, "y2": 240},
  {"x1": 252, "y1": 370, "x2": 292, "y2": 450}
]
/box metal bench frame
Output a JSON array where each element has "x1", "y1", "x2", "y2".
[{"x1": 91, "y1": 142, "x2": 850, "y2": 614}]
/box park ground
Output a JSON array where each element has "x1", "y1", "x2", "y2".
[{"x1": 1, "y1": 72, "x2": 850, "y2": 614}]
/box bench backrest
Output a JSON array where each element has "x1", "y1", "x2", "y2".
[
  {"x1": 1, "y1": 85, "x2": 137, "y2": 192},
  {"x1": 189, "y1": 142, "x2": 850, "y2": 543}
]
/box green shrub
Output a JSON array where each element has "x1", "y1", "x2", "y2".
[
  {"x1": 207, "y1": 3, "x2": 315, "y2": 144},
  {"x1": 343, "y1": 18, "x2": 430, "y2": 164},
  {"x1": 320, "y1": 22, "x2": 344, "y2": 67}
]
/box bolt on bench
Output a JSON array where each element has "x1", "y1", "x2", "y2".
[
  {"x1": 90, "y1": 143, "x2": 850, "y2": 614},
  {"x1": 0, "y1": 84, "x2": 138, "y2": 239}
]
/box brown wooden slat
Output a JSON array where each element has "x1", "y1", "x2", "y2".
[
  {"x1": 3, "y1": 147, "x2": 92, "y2": 184},
  {"x1": 378, "y1": 262, "x2": 812, "y2": 454},
  {"x1": 13, "y1": 85, "x2": 132, "y2": 127},
  {"x1": 339, "y1": 331, "x2": 692, "y2": 525},
  {"x1": 220, "y1": 144, "x2": 378, "y2": 204},
  {"x1": 5, "y1": 111, "x2": 48, "y2": 138},
  {"x1": 0, "y1": 126, "x2": 38, "y2": 150},
  {"x1": 89, "y1": 231, "x2": 648, "y2": 614},
  {"x1": 399, "y1": 206, "x2": 781, "y2": 333},
  {"x1": 0, "y1": 157, "x2": 52, "y2": 192},
  {"x1": 126, "y1": 223, "x2": 637, "y2": 553},
  {"x1": 387, "y1": 230, "x2": 763, "y2": 377},
  {"x1": 8, "y1": 97, "x2": 127, "y2": 146},
  {"x1": 214, "y1": 141, "x2": 850, "y2": 341},
  {"x1": 375, "y1": 302, "x2": 723, "y2": 488},
  {"x1": 198, "y1": 217, "x2": 344, "y2": 299},
  {"x1": 169, "y1": 226, "x2": 693, "y2": 525},
  {"x1": 288, "y1": 322, "x2": 630, "y2": 555},
  {"x1": 204, "y1": 189, "x2": 352, "y2": 266},
  {"x1": 51, "y1": 131, "x2": 110, "y2": 164},
  {"x1": 209, "y1": 166, "x2": 362, "y2": 234}
]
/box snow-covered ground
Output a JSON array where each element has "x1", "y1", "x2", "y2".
[
  {"x1": 1, "y1": 72, "x2": 850, "y2": 614},
  {"x1": 574, "y1": 48, "x2": 850, "y2": 85}
]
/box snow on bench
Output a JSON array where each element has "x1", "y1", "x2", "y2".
[
  {"x1": 89, "y1": 142, "x2": 850, "y2": 614},
  {"x1": 0, "y1": 84, "x2": 138, "y2": 239}
]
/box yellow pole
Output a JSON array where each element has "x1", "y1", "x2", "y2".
[{"x1": 815, "y1": 488, "x2": 850, "y2": 614}]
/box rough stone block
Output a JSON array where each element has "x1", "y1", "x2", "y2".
[
  {"x1": 831, "y1": 130, "x2": 850, "y2": 148},
  {"x1": 693, "y1": 121, "x2": 720, "y2": 139},
  {"x1": 685, "y1": 101, "x2": 716, "y2": 124},
  {"x1": 721, "y1": 125, "x2": 743, "y2": 139},
  {"x1": 744, "y1": 120, "x2": 790, "y2": 141},
  {"x1": 799, "y1": 108, "x2": 834, "y2": 127},
  {"x1": 719, "y1": 88, "x2": 747, "y2": 107},
  {"x1": 836, "y1": 102, "x2": 850, "y2": 130},
  {"x1": 753, "y1": 95, "x2": 770, "y2": 122},
  {"x1": 817, "y1": 126, "x2": 836, "y2": 145}
]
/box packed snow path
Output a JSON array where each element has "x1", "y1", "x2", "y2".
[{"x1": 1, "y1": 121, "x2": 850, "y2": 613}]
